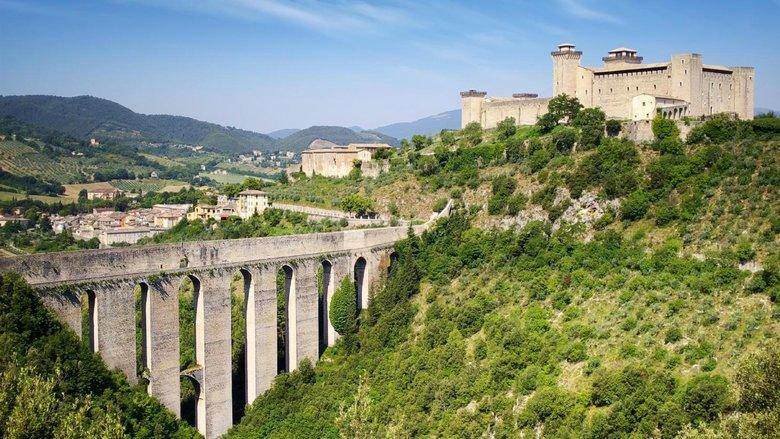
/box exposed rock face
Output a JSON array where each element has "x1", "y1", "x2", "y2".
[
  {"x1": 554, "y1": 190, "x2": 620, "y2": 233},
  {"x1": 488, "y1": 189, "x2": 620, "y2": 239}
]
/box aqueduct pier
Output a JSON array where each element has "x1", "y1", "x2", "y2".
[{"x1": 0, "y1": 223, "x2": 429, "y2": 438}]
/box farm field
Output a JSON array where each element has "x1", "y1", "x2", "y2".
[
  {"x1": 63, "y1": 179, "x2": 190, "y2": 198},
  {"x1": 199, "y1": 171, "x2": 260, "y2": 184},
  {"x1": 0, "y1": 140, "x2": 87, "y2": 183},
  {"x1": 0, "y1": 190, "x2": 72, "y2": 204},
  {"x1": 110, "y1": 178, "x2": 189, "y2": 193}
]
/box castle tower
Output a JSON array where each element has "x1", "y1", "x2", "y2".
[
  {"x1": 460, "y1": 90, "x2": 487, "y2": 128},
  {"x1": 551, "y1": 43, "x2": 582, "y2": 97},
  {"x1": 731, "y1": 67, "x2": 755, "y2": 120},
  {"x1": 670, "y1": 53, "x2": 703, "y2": 115}
]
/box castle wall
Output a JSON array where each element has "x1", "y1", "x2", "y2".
[
  {"x1": 301, "y1": 151, "x2": 358, "y2": 177},
  {"x1": 591, "y1": 68, "x2": 671, "y2": 119},
  {"x1": 479, "y1": 98, "x2": 550, "y2": 129},
  {"x1": 702, "y1": 70, "x2": 736, "y2": 116}
]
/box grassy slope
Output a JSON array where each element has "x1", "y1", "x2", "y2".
[{"x1": 229, "y1": 125, "x2": 778, "y2": 437}]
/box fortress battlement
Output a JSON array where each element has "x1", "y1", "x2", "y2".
[{"x1": 462, "y1": 44, "x2": 755, "y2": 129}]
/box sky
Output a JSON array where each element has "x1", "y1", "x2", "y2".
[{"x1": 1, "y1": 0, "x2": 778, "y2": 133}]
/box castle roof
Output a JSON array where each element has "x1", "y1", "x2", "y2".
[{"x1": 609, "y1": 47, "x2": 637, "y2": 53}]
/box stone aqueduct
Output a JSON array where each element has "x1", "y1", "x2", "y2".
[{"x1": 0, "y1": 222, "x2": 433, "y2": 438}]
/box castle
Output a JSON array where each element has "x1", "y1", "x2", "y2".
[{"x1": 461, "y1": 44, "x2": 755, "y2": 129}]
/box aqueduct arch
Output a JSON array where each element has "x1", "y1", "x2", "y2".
[{"x1": 0, "y1": 221, "x2": 443, "y2": 438}]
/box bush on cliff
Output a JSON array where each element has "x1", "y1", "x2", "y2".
[{"x1": 330, "y1": 277, "x2": 357, "y2": 336}]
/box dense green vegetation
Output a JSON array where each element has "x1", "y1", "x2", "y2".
[
  {"x1": 0, "y1": 95, "x2": 277, "y2": 154},
  {"x1": 0, "y1": 272, "x2": 197, "y2": 438},
  {"x1": 225, "y1": 106, "x2": 778, "y2": 437},
  {"x1": 229, "y1": 208, "x2": 777, "y2": 437},
  {"x1": 140, "y1": 209, "x2": 344, "y2": 245}
]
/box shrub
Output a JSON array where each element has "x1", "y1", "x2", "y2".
[
  {"x1": 506, "y1": 193, "x2": 527, "y2": 216},
  {"x1": 652, "y1": 116, "x2": 680, "y2": 141},
  {"x1": 551, "y1": 126, "x2": 578, "y2": 153},
  {"x1": 491, "y1": 175, "x2": 516, "y2": 198},
  {"x1": 330, "y1": 277, "x2": 357, "y2": 335},
  {"x1": 461, "y1": 122, "x2": 483, "y2": 146},
  {"x1": 340, "y1": 194, "x2": 374, "y2": 215},
  {"x1": 654, "y1": 200, "x2": 679, "y2": 226},
  {"x1": 665, "y1": 327, "x2": 682, "y2": 343},
  {"x1": 687, "y1": 114, "x2": 748, "y2": 144},
  {"x1": 658, "y1": 136, "x2": 685, "y2": 155},
  {"x1": 735, "y1": 345, "x2": 780, "y2": 412},
  {"x1": 682, "y1": 374, "x2": 732, "y2": 423},
  {"x1": 621, "y1": 190, "x2": 651, "y2": 221},
  {"x1": 505, "y1": 137, "x2": 524, "y2": 165},
  {"x1": 573, "y1": 107, "x2": 606, "y2": 149},
  {"x1": 495, "y1": 117, "x2": 517, "y2": 140},
  {"x1": 432, "y1": 198, "x2": 448, "y2": 213},
  {"x1": 605, "y1": 119, "x2": 622, "y2": 137},
  {"x1": 411, "y1": 134, "x2": 432, "y2": 151}
]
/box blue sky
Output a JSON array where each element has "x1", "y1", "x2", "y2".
[{"x1": 1, "y1": 0, "x2": 778, "y2": 133}]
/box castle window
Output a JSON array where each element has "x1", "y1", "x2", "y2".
[
  {"x1": 685, "y1": 69, "x2": 687, "y2": 74},
  {"x1": 681, "y1": 59, "x2": 685, "y2": 65},
  {"x1": 654, "y1": 84, "x2": 657, "y2": 90},
  {"x1": 679, "y1": 82, "x2": 682, "y2": 87},
  {"x1": 627, "y1": 86, "x2": 630, "y2": 91},
  {"x1": 610, "y1": 88, "x2": 613, "y2": 93},
  {"x1": 636, "y1": 86, "x2": 639, "y2": 91}
]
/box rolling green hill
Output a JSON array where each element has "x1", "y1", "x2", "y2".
[
  {"x1": 0, "y1": 95, "x2": 277, "y2": 154},
  {"x1": 228, "y1": 111, "x2": 779, "y2": 438},
  {"x1": 275, "y1": 125, "x2": 400, "y2": 152}
]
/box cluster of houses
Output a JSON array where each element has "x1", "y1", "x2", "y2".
[
  {"x1": 187, "y1": 190, "x2": 269, "y2": 222},
  {"x1": 51, "y1": 204, "x2": 192, "y2": 247},
  {"x1": 51, "y1": 190, "x2": 272, "y2": 247}
]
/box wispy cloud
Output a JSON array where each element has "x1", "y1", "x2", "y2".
[
  {"x1": 124, "y1": 0, "x2": 414, "y2": 33},
  {"x1": 555, "y1": 0, "x2": 621, "y2": 24}
]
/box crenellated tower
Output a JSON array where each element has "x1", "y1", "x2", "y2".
[
  {"x1": 551, "y1": 43, "x2": 582, "y2": 97},
  {"x1": 460, "y1": 90, "x2": 487, "y2": 128}
]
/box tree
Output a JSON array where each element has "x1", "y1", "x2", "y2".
[
  {"x1": 537, "y1": 94, "x2": 583, "y2": 133},
  {"x1": 495, "y1": 117, "x2": 517, "y2": 140},
  {"x1": 330, "y1": 277, "x2": 357, "y2": 335},
  {"x1": 461, "y1": 122, "x2": 483, "y2": 146},
  {"x1": 551, "y1": 126, "x2": 578, "y2": 153},
  {"x1": 77, "y1": 189, "x2": 88, "y2": 203},
  {"x1": 682, "y1": 374, "x2": 732, "y2": 423},
  {"x1": 411, "y1": 134, "x2": 432, "y2": 151},
  {"x1": 605, "y1": 119, "x2": 622, "y2": 137},
  {"x1": 621, "y1": 190, "x2": 651, "y2": 221},
  {"x1": 340, "y1": 194, "x2": 374, "y2": 216},
  {"x1": 573, "y1": 107, "x2": 606, "y2": 149},
  {"x1": 652, "y1": 116, "x2": 680, "y2": 141}
]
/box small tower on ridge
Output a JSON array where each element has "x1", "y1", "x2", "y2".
[{"x1": 551, "y1": 43, "x2": 582, "y2": 97}]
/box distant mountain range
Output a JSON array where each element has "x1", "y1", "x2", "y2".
[
  {"x1": 266, "y1": 128, "x2": 300, "y2": 139},
  {"x1": 0, "y1": 95, "x2": 406, "y2": 154},
  {"x1": 373, "y1": 109, "x2": 461, "y2": 139},
  {"x1": 275, "y1": 126, "x2": 399, "y2": 151},
  {"x1": 0, "y1": 95, "x2": 277, "y2": 154},
  {"x1": 266, "y1": 110, "x2": 461, "y2": 143}
]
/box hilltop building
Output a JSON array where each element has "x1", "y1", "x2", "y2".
[
  {"x1": 237, "y1": 190, "x2": 269, "y2": 219},
  {"x1": 462, "y1": 44, "x2": 755, "y2": 129},
  {"x1": 86, "y1": 187, "x2": 122, "y2": 200},
  {"x1": 300, "y1": 139, "x2": 390, "y2": 178}
]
